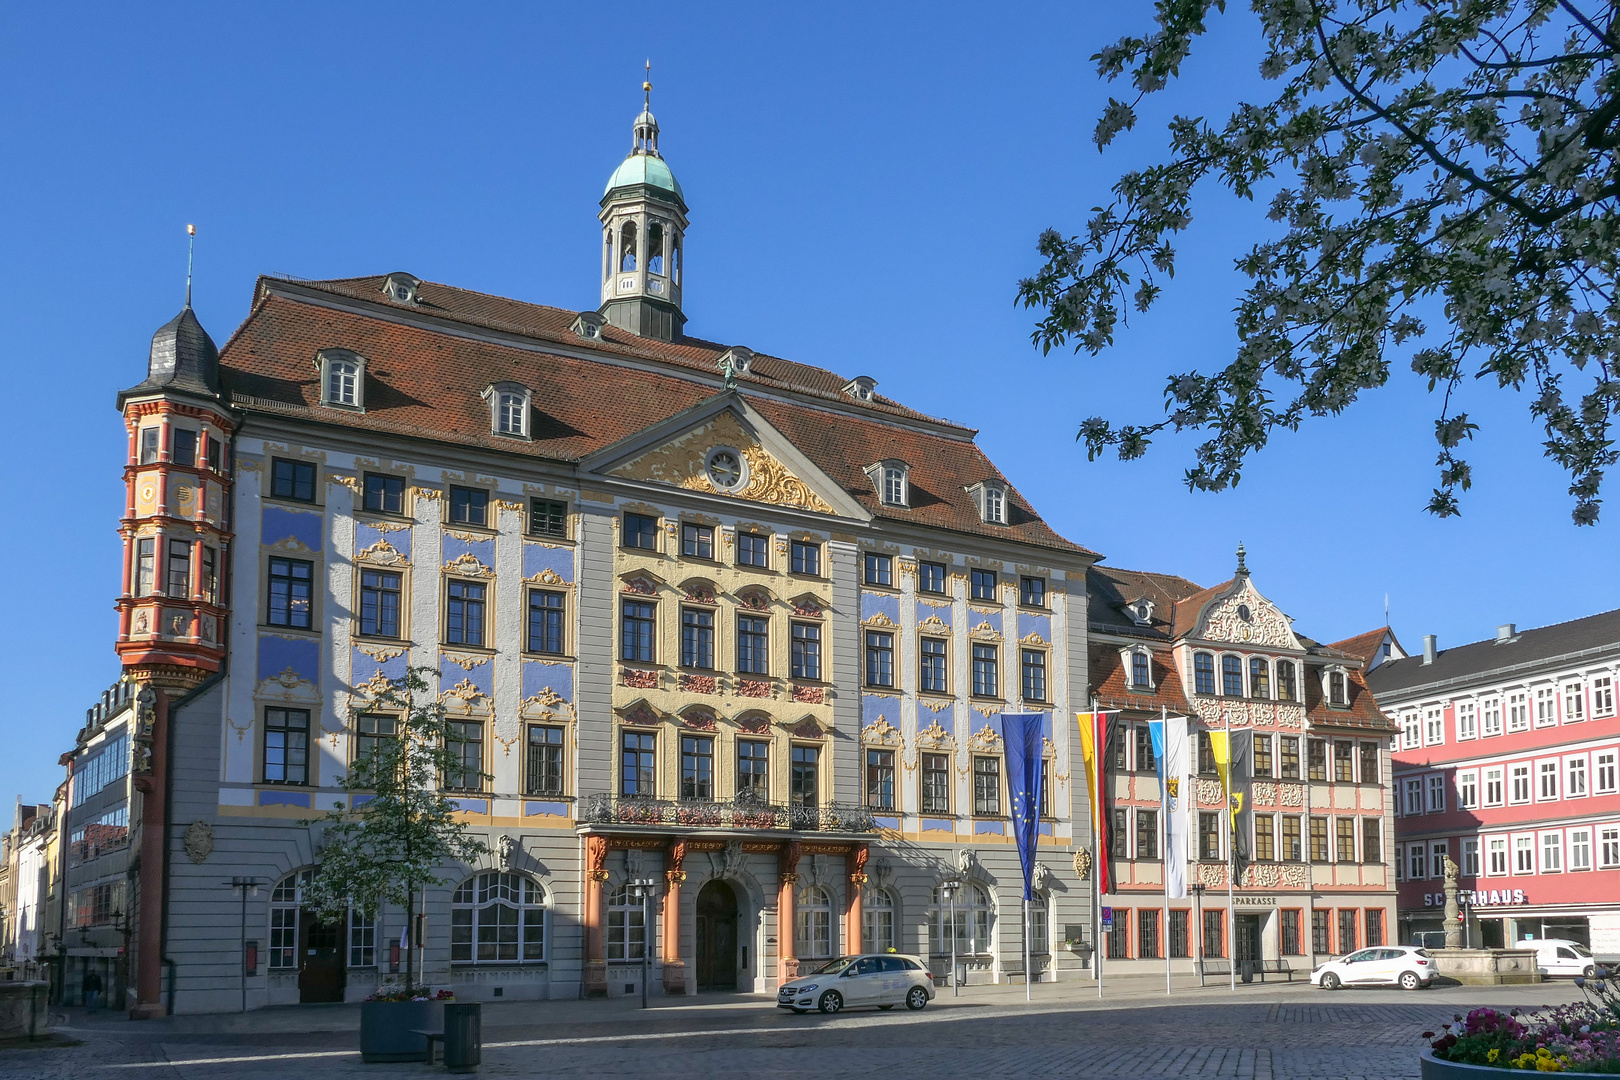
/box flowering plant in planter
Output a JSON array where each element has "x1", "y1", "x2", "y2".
[
  {"x1": 1424, "y1": 970, "x2": 1620, "y2": 1072},
  {"x1": 366, "y1": 988, "x2": 455, "y2": 1003}
]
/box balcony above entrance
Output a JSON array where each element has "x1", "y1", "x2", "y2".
[{"x1": 579, "y1": 794, "x2": 877, "y2": 835}]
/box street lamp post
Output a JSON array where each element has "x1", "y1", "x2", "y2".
[
  {"x1": 226, "y1": 878, "x2": 262, "y2": 1013},
  {"x1": 1190, "y1": 883, "x2": 1206, "y2": 983},
  {"x1": 628, "y1": 878, "x2": 658, "y2": 1010},
  {"x1": 940, "y1": 878, "x2": 961, "y2": 997}
]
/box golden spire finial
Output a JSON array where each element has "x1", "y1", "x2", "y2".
[{"x1": 643, "y1": 59, "x2": 652, "y2": 108}]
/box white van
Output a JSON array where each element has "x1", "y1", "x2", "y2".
[{"x1": 1520, "y1": 938, "x2": 1599, "y2": 978}]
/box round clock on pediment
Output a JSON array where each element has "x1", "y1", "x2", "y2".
[{"x1": 705, "y1": 447, "x2": 748, "y2": 492}]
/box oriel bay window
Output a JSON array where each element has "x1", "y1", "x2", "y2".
[
  {"x1": 921, "y1": 752, "x2": 950, "y2": 812},
  {"x1": 200, "y1": 547, "x2": 218, "y2": 605},
  {"x1": 166, "y1": 539, "x2": 191, "y2": 597},
  {"x1": 445, "y1": 580, "x2": 486, "y2": 646},
  {"x1": 681, "y1": 735, "x2": 714, "y2": 801},
  {"x1": 1021, "y1": 649, "x2": 1047, "y2": 702},
  {"x1": 681, "y1": 608, "x2": 714, "y2": 668},
  {"x1": 526, "y1": 725, "x2": 565, "y2": 796},
  {"x1": 267, "y1": 557, "x2": 313, "y2": 628},
  {"x1": 527, "y1": 590, "x2": 565, "y2": 655},
  {"x1": 360, "y1": 569, "x2": 402, "y2": 638},
  {"x1": 791, "y1": 622, "x2": 821, "y2": 680},
  {"x1": 621, "y1": 600, "x2": 656, "y2": 662},
  {"x1": 736, "y1": 615, "x2": 768, "y2": 674},
  {"x1": 135, "y1": 538, "x2": 155, "y2": 596},
  {"x1": 444, "y1": 721, "x2": 485, "y2": 792},
  {"x1": 920, "y1": 638, "x2": 948, "y2": 693},
  {"x1": 791, "y1": 745, "x2": 820, "y2": 806},
  {"x1": 264, "y1": 707, "x2": 310, "y2": 785},
  {"x1": 737, "y1": 740, "x2": 768, "y2": 801},
  {"x1": 866, "y1": 748, "x2": 896, "y2": 809},
  {"x1": 972, "y1": 643, "x2": 999, "y2": 698},
  {"x1": 621, "y1": 731, "x2": 656, "y2": 797},
  {"x1": 973, "y1": 756, "x2": 1001, "y2": 816},
  {"x1": 140, "y1": 427, "x2": 160, "y2": 464},
  {"x1": 865, "y1": 631, "x2": 894, "y2": 687}
]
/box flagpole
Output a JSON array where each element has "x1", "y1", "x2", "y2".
[
  {"x1": 1092, "y1": 698, "x2": 1103, "y2": 1000},
  {"x1": 1225, "y1": 706, "x2": 1236, "y2": 993},
  {"x1": 1161, "y1": 706, "x2": 1172, "y2": 995},
  {"x1": 1024, "y1": 894, "x2": 1031, "y2": 1002}
]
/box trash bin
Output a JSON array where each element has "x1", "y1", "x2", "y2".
[
  {"x1": 1240, "y1": 960, "x2": 1256, "y2": 983},
  {"x1": 443, "y1": 1002, "x2": 482, "y2": 1073}
]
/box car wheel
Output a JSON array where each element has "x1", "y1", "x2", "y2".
[
  {"x1": 878, "y1": 1004, "x2": 896, "y2": 1010},
  {"x1": 906, "y1": 986, "x2": 929, "y2": 1011},
  {"x1": 1399, "y1": 971, "x2": 1421, "y2": 991},
  {"x1": 1320, "y1": 972, "x2": 1341, "y2": 991},
  {"x1": 818, "y1": 990, "x2": 843, "y2": 1014},
  {"x1": 1585, "y1": 966, "x2": 1597, "y2": 978}
]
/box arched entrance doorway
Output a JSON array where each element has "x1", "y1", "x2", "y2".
[{"x1": 694, "y1": 880, "x2": 738, "y2": 991}]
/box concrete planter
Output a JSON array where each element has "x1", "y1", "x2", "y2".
[
  {"x1": 359, "y1": 1000, "x2": 442, "y2": 1063},
  {"x1": 1420, "y1": 1049, "x2": 1517, "y2": 1078},
  {"x1": 0, "y1": 982, "x2": 49, "y2": 1040}
]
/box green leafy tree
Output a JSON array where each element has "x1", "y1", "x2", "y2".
[
  {"x1": 1018, "y1": 0, "x2": 1620, "y2": 523},
  {"x1": 303, "y1": 666, "x2": 488, "y2": 992}
]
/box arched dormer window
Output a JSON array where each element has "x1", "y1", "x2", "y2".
[
  {"x1": 843, "y1": 375, "x2": 877, "y2": 402},
  {"x1": 1221, "y1": 654, "x2": 1244, "y2": 697},
  {"x1": 482, "y1": 382, "x2": 531, "y2": 439},
  {"x1": 965, "y1": 480, "x2": 1009, "y2": 525},
  {"x1": 317, "y1": 349, "x2": 366, "y2": 411},
  {"x1": 1276, "y1": 660, "x2": 1298, "y2": 702},
  {"x1": 865, "y1": 460, "x2": 909, "y2": 508},
  {"x1": 1249, "y1": 657, "x2": 1271, "y2": 699},
  {"x1": 1193, "y1": 652, "x2": 1215, "y2": 695}
]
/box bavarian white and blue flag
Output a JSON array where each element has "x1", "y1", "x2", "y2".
[
  {"x1": 1002, "y1": 713, "x2": 1046, "y2": 901},
  {"x1": 1148, "y1": 714, "x2": 1191, "y2": 899}
]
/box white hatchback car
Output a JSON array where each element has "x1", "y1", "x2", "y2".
[
  {"x1": 777, "y1": 954, "x2": 936, "y2": 1014},
  {"x1": 1311, "y1": 946, "x2": 1433, "y2": 990}
]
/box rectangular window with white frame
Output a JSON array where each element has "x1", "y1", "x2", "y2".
[
  {"x1": 1565, "y1": 682, "x2": 1586, "y2": 722},
  {"x1": 1540, "y1": 832, "x2": 1563, "y2": 873},
  {"x1": 1402, "y1": 714, "x2": 1420, "y2": 749},
  {"x1": 1596, "y1": 749, "x2": 1618, "y2": 794},
  {"x1": 1601, "y1": 826, "x2": 1620, "y2": 869},
  {"x1": 1488, "y1": 837, "x2": 1508, "y2": 876},
  {"x1": 1508, "y1": 691, "x2": 1529, "y2": 732},
  {"x1": 1484, "y1": 766, "x2": 1504, "y2": 807},
  {"x1": 1482, "y1": 699, "x2": 1502, "y2": 736},
  {"x1": 1426, "y1": 774, "x2": 1446, "y2": 813},
  {"x1": 1510, "y1": 764, "x2": 1531, "y2": 804},
  {"x1": 1403, "y1": 777, "x2": 1422, "y2": 815},
  {"x1": 1514, "y1": 834, "x2": 1535, "y2": 874},
  {"x1": 1408, "y1": 843, "x2": 1426, "y2": 880},
  {"x1": 1456, "y1": 702, "x2": 1477, "y2": 740},
  {"x1": 1536, "y1": 687, "x2": 1557, "y2": 727},
  {"x1": 1570, "y1": 828, "x2": 1593, "y2": 871},
  {"x1": 1430, "y1": 840, "x2": 1448, "y2": 878},
  {"x1": 1424, "y1": 708, "x2": 1444, "y2": 746},
  {"x1": 1538, "y1": 760, "x2": 1560, "y2": 801},
  {"x1": 1566, "y1": 754, "x2": 1588, "y2": 798},
  {"x1": 1458, "y1": 770, "x2": 1478, "y2": 810},
  {"x1": 1463, "y1": 837, "x2": 1480, "y2": 877},
  {"x1": 1594, "y1": 676, "x2": 1615, "y2": 718}
]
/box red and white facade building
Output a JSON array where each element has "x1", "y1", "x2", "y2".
[{"x1": 1370, "y1": 610, "x2": 1620, "y2": 957}]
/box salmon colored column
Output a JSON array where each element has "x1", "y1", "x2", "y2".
[
  {"x1": 583, "y1": 835, "x2": 608, "y2": 997},
  {"x1": 845, "y1": 845, "x2": 869, "y2": 954},
  {"x1": 777, "y1": 842, "x2": 802, "y2": 983},
  {"x1": 662, "y1": 841, "x2": 687, "y2": 993}
]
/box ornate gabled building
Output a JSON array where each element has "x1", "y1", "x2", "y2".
[
  {"x1": 105, "y1": 92, "x2": 1105, "y2": 1013},
  {"x1": 1086, "y1": 550, "x2": 1398, "y2": 975}
]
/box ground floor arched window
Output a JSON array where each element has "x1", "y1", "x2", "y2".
[
  {"x1": 1029, "y1": 894, "x2": 1050, "y2": 955},
  {"x1": 451, "y1": 872, "x2": 546, "y2": 963},
  {"x1": 269, "y1": 870, "x2": 312, "y2": 969},
  {"x1": 931, "y1": 883, "x2": 993, "y2": 955},
  {"x1": 796, "y1": 885, "x2": 834, "y2": 959},
  {"x1": 605, "y1": 883, "x2": 646, "y2": 961},
  {"x1": 862, "y1": 887, "x2": 895, "y2": 953}
]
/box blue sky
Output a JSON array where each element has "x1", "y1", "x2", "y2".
[{"x1": 3, "y1": 2, "x2": 1615, "y2": 806}]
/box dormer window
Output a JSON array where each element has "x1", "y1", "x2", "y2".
[
  {"x1": 716, "y1": 347, "x2": 754, "y2": 383},
  {"x1": 482, "y1": 382, "x2": 531, "y2": 438},
  {"x1": 571, "y1": 311, "x2": 605, "y2": 340},
  {"x1": 381, "y1": 272, "x2": 420, "y2": 305},
  {"x1": 316, "y1": 349, "x2": 366, "y2": 411},
  {"x1": 965, "y1": 479, "x2": 1009, "y2": 525},
  {"x1": 1127, "y1": 598, "x2": 1155, "y2": 626},
  {"x1": 865, "y1": 460, "x2": 909, "y2": 507},
  {"x1": 843, "y1": 375, "x2": 877, "y2": 402},
  {"x1": 1327, "y1": 669, "x2": 1348, "y2": 707},
  {"x1": 1129, "y1": 649, "x2": 1153, "y2": 690}
]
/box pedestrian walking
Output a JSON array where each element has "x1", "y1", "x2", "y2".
[{"x1": 82, "y1": 968, "x2": 102, "y2": 1013}]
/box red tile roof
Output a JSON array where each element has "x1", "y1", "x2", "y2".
[
  {"x1": 220, "y1": 280, "x2": 1096, "y2": 557},
  {"x1": 1089, "y1": 644, "x2": 1191, "y2": 715},
  {"x1": 1086, "y1": 566, "x2": 1208, "y2": 639},
  {"x1": 1304, "y1": 667, "x2": 1395, "y2": 732},
  {"x1": 1325, "y1": 627, "x2": 1391, "y2": 668}
]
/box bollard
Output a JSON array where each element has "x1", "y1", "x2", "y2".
[{"x1": 443, "y1": 1002, "x2": 482, "y2": 1073}]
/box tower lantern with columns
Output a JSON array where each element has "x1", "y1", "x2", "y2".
[{"x1": 599, "y1": 67, "x2": 688, "y2": 342}]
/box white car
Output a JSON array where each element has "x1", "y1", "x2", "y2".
[
  {"x1": 777, "y1": 954, "x2": 936, "y2": 1014},
  {"x1": 1520, "y1": 938, "x2": 1599, "y2": 978},
  {"x1": 1311, "y1": 946, "x2": 1433, "y2": 990}
]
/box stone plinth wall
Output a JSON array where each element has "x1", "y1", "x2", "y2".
[
  {"x1": 1428, "y1": 948, "x2": 1540, "y2": 985},
  {"x1": 0, "y1": 982, "x2": 50, "y2": 1040}
]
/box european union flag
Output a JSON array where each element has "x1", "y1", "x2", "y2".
[{"x1": 1002, "y1": 713, "x2": 1046, "y2": 901}]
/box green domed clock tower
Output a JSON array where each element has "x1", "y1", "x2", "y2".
[{"x1": 599, "y1": 70, "x2": 688, "y2": 341}]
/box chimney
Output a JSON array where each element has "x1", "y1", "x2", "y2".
[
  {"x1": 1496, "y1": 623, "x2": 1517, "y2": 644},
  {"x1": 1422, "y1": 634, "x2": 1437, "y2": 665}
]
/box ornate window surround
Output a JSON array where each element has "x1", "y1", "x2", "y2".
[
  {"x1": 482, "y1": 381, "x2": 532, "y2": 439},
  {"x1": 316, "y1": 348, "x2": 367, "y2": 412}
]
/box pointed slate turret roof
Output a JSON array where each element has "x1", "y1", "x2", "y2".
[{"x1": 118, "y1": 305, "x2": 221, "y2": 407}]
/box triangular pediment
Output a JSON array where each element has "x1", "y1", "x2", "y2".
[
  {"x1": 1194, "y1": 577, "x2": 1303, "y2": 650},
  {"x1": 582, "y1": 393, "x2": 868, "y2": 519}
]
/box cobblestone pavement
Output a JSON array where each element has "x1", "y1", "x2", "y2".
[{"x1": 0, "y1": 980, "x2": 1588, "y2": 1080}]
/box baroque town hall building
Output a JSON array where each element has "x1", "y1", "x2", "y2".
[{"x1": 99, "y1": 97, "x2": 1396, "y2": 1014}]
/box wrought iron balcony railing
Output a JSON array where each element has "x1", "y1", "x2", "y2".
[{"x1": 580, "y1": 792, "x2": 878, "y2": 834}]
